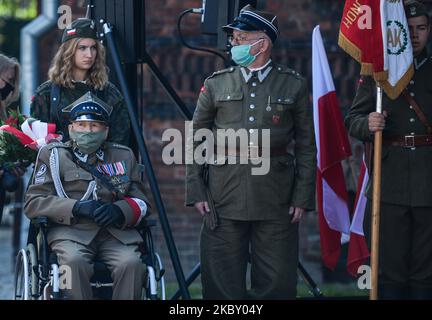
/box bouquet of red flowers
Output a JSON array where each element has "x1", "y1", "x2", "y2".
[{"x1": 0, "y1": 110, "x2": 62, "y2": 170}]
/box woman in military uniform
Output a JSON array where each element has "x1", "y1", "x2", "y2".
[
  {"x1": 24, "y1": 92, "x2": 149, "y2": 299},
  {"x1": 30, "y1": 18, "x2": 130, "y2": 146}
]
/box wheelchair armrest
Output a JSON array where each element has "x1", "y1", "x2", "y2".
[
  {"x1": 135, "y1": 218, "x2": 157, "y2": 230},
  {"x1": 31, "y1": 216, "x2": 49, "y2": 228}
]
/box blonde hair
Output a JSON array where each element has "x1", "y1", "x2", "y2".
[
  {"x1": 0, "y1": 53, "x2": 21, "y2": 120},
  {"x1": 48, "y1": 38, "x2": 108, "y2": 90}
]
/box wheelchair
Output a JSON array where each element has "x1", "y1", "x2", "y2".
[{"x1": 13, "y1": 216, "x2": 166, "y2": 300}]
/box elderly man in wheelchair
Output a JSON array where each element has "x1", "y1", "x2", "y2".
[{"x1": 21, "y1": 92, "x2": 155, "y2": 300}]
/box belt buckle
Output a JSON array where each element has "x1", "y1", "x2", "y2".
[
  {"x1": 404, "y1": 135, "x2": 415, "y2": 148},
  {"x1": 248, "y1": 146, "x2": 259, "y2": 160}
]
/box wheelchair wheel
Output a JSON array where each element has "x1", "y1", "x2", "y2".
[
  {"x1": 14, "y1": 244, "x2": 39, "y2": 300},
  {"x1": 145, "y1": 253, "x2": 165, "y2": 300},
  {"x1": 14, "y1": 249, "x2": 30, "y2": 300}
]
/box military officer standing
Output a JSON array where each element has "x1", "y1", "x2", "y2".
[
  {"x1": 30, "y1": 18, "x2": 131, "y2": 146},
  {"x1": 345, "y1": 0, "x2": 432, "y2": 300},
  {"x1": 185, "y1": 5, "x2": 316, "y2": 299},
  {"x1": 24, "y1": 92, "x2": 149, "y2": 300}
]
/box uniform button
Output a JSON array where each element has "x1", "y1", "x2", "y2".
[
  {"x1": 227, "y1": 95, "x2": 231, "y2": 100},
  {"x1": 58, "y1": 218, "x2": 64, "y2": 223},
  {"x1": 249, "y1": 141, "x2": 254, "y2": 146},
  {"x1": 410, "y1": 118, "x2": 415, "y2": 123},
  {"x1": 250, "y1": 104, "x2": 255, "y2": 109},
  {"x1": 251, "y1": 93, "x2": 256, "y2": 98},
  {"x1": 410, "y1": 80, "x2": 415, "y2": 85},
  {"x1": 252, "y1": 82, "x2": 257, "y2": 87},
  {"x1": 278, "y1": 67, "x2": 282, "y2": 71},
  {"x1": 249, "y1": 116, "x2": 255, "y2": 122},
  {"x1": 249, "y1": 129, "x2": 255, "y2": 134},
  {"x1": 410, "y1": 92, "x2": 415, "y2": 97},
  {"x1": 411, "y1": 132, "x2": 415, "y2": 135},
  {"x1": 278, "y1": 98, "x2": 282, "y2": 103},
  {"x1": 410, "y1": 105, "x2": 413, "y2": 109},
  {"x1": 75, "y1": 173, "x2": 79, "y2": 178}
]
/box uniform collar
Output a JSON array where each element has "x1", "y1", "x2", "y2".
[
  {"x1": 414, "y1": 49, "x2": 428, "y2": 70},
  {"x1": 73, "y1": 145, "x2": 105, "y2": 163},
  {"x1": 240, "y1": 59, "x2": 273, "y2": 83}
]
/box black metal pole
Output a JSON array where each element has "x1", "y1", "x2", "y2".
[
  {"x1": 171, "y1": 262, "x2": 201, "y2": 300},
  {"x1": 298, "y1": 262, "x2": 323, "y2": 298},
  {"x1": 103, "y1": 23, "x2": 191, "y2": 300},
  {"x1": 142, "y1": 51, "x2": 193, "y2": 120}
]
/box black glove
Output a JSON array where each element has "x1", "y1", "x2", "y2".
[
  {"x1": 72, "y1": 200, "x2": 103, "y2": 220},
  {"x1": 93, "y1": 203, "x2": 124, "y2": 228}
]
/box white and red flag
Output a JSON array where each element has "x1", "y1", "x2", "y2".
[
  {"x1": 338, "y1": 0, "x2": 413, "y2": 99},
  {"x1": 347, "y1": 157, "x2": 370, "y2": 276},
  {"x1": 313, "y1": 26, "x2": 352, "y2": 270}
]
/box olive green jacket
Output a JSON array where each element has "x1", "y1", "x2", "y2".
[
  {"x1": 345, "y1": 50, "x2": 432, "y2": 206},
  {"x1": 185, "y1": 63, "x2": 316, "y2": 220}
]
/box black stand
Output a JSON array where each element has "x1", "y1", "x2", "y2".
[{"x1": 103, "y1": 23, "x2": 191, "y2": 300}]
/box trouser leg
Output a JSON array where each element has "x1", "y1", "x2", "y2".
[
  {"x1": 409, "y1": 206, "x2": 432, "y2": 299},
  {"x1": 50, "y1": 239, "x2": 95, "y2": 300},
  {"x1": 200, "y1": 218, "x2": 250, "y2": 299},
  {"x1": 97, "y1": 231, "x2": 144, "y2": 300},
  {"x1": 249, "y1": 218, "x2": 298, "y2": 299},
  {"x1": 363, "y1": 201, "x2": 410, "y2": 299}
]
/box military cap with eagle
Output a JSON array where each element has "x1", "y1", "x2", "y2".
[
  {"x1": 62, "y1": 91, "x2": 113, "y2": 123},
  {"x1": 222, "y1": 4, "x2": 279, "y2": 43}
]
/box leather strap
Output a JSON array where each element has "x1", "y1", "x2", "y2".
[
  {"x1": 382, "y1": 134, "x2": 432, "y2": 148},
  {"x1": 402, "y1": 89, "x2": 432, "y2": 134}
]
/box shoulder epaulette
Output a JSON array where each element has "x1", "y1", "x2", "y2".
[
  {"x1": 207, "y1": 67, "x2": 236, "y2": 80},
  {"x1": 275, "y1": 65, "x2": 302, "y2": 78},
  {"x1": 107, "y1": 142, "x2": 131, "y2": 151},
  {"x1": 45, "y1": 141, "x2": 70, "y2": 150}
]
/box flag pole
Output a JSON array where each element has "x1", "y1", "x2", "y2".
[{"x1": 370, "y1": 84, "x2": 383, "y2": 300}]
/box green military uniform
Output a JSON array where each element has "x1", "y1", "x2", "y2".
[
  {"x1": 30, "y1": 80, "x2": 130, "y2": 146},
  {"x1": 24, "y1": 92, "x2": 149, "y2": 300},
  {"x1": 345, "y1": 44, "x2": 432, "y2": 299},
  {"x1": 186, "y1": 60, "x2": 316, "y2": 298},
  {"x1": 186, "y1": 5, "x2": 316, "y2": 300}
]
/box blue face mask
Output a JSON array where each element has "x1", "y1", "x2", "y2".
[{"x1": 230, "y1": 39, "x2": 264, "y2": 67}]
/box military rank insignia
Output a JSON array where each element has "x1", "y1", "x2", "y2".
[{"x1": 97, "y1": 161, "x2": 130, "y2": 194}]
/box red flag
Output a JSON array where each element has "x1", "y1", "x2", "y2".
[
  {"x1": 347, "y1": 158, "x2": 370, "y2": 276},
  {"x1": 313, "y1": 26, "x2": 352, "y2": 270}
]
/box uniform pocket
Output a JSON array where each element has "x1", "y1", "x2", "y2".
[
  {"x1": 63, "y1": 170, "x2": 94, "y2": 182},
  {"x1": 263, "y1": 95, "x2": 296, "y2": 126},
  {"x1": 215, "y1": 92, "x2": 244, "y2": 124}
]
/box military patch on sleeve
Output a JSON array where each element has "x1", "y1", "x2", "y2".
[{"x1": 36, "y1": 164, "x2": 47, "y2": 177}]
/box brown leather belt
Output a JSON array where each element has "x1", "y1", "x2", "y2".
[
  {"x1": 382, "y1": 134, "x2": 432, "y2": 148},
  {"x1": 221, "y1": 145, "x2": 288, "y2": 159}
]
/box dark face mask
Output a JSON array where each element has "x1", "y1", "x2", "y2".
[{"x1": 0, "y1": 81, "x2": 14, "y2": 101}]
